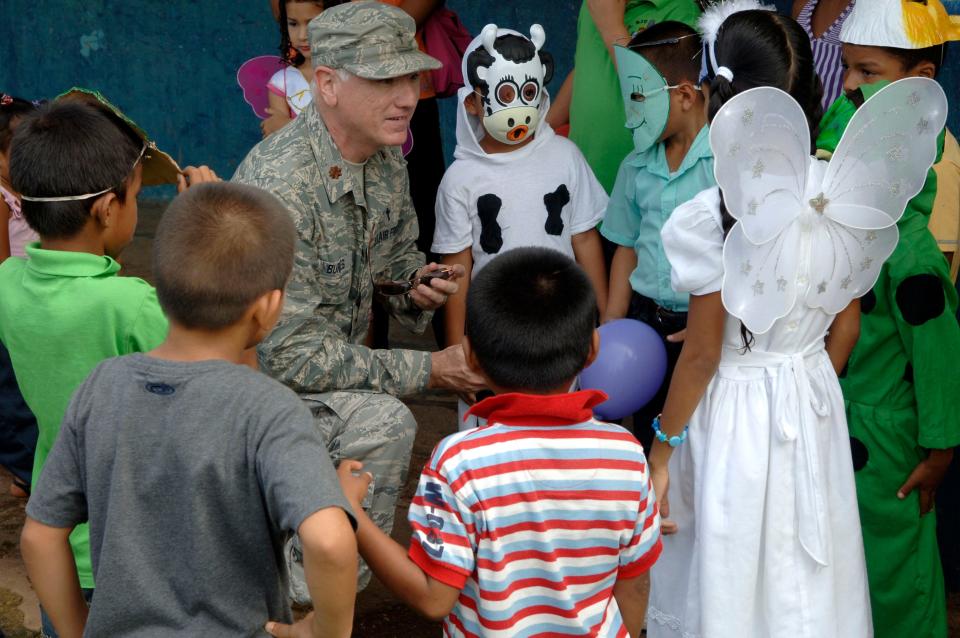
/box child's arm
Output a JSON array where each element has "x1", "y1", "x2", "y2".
[
  {"x1": 825, "y1": 299, "x2": 860, "y2": 376},
  {"x1": 337, "y1": 461, "x2": 461, "y2": 621},
  {"x1": 605, "y1": 245, "x2": 637, "y2": 323},
  {"x1": 545, "y1": 70, "x2": 574, "y2": 130},
  {"x1": 613, "y1": 575, "x2": 648, "y2": 638},
  {"x1": 261, "y1": 92, "x2": 292, "y2": 138},
  {"x1": 440, "y1": 250, "x2": 472, "y2": 348},
  {"x1": 648, "y1": 292, "x2": 726, "y2": 533},
  {"x1": 573, "y1": 228, "x2": 608, "y2": 318},
  {"x1": 20, "y1": 518, "x2": 88, "y2": 638},
  {"x1": 0, "y1": 195, "x2": 11, "y2": 262},
  {"x1": 397, "y1": 0, "x2": 442, "y2": 27},
  {"x1": 283, "y1": 507, "x2": 358, "y2": 638}
]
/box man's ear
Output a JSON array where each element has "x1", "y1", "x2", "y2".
[
  {"x1": 584, "y1": 329, "x2": 601, "y2": 369},
  {"x1": 910, "y1": 60, "x2": 936, "y2": 80},
  {"x1": 89, "y1": 192, "x2": 120, "y2": 229},
  {"x1": 314, "y1": 66, "x2": 339, "y2": 107}
]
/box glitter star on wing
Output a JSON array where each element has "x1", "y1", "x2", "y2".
[{"x1": 715, "y1": 77, "x2": 947, "y2": 334}]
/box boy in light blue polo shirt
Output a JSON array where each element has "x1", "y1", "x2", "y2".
[{"x1": 601, "y1": 21, "x2": 715, "y2": 447}]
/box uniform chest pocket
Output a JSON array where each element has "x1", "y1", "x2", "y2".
[{"x1": 313, "y1": 253, "x2": 353, "y2": 305}]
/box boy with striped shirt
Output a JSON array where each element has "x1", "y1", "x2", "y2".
[{"x1": 335, "y1": 247, "x2": 661, "y2": 638}]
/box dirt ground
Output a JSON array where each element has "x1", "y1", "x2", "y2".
[{"x1": 1, "y1": 200, "x2": 958, "y2": 637}]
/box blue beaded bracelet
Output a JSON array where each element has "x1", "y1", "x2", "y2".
[{"x1": 651, "y1": 415, "x2": 688, "y2": 447}]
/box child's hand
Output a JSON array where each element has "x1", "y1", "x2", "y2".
[
  {"x1": 666, "y1": 329, "x2": 687, "y2": 343},
  {"x1": 650, "y1": 461, "x2": 679, "y2": 535},
  {"x1": 265, "y1": 611, "x2": 314, "y2": 638},
  {"x1": 897, "y1": 448, "x2": 954, "y2": 516},
  {"x1": 337, "y1": 460, "x2": 372, "y2": 510},
  {"x1": 261, "y1": 107, "x2": 291, "y2": 138},
  {"x1": 176, "y1": 166, "x2": 220, "y2": 193}
]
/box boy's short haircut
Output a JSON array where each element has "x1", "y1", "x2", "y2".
[
  {"x1": 627, "y1": 21, "x2": 703, "y2": 85},
  {"x1": 10, "y1": 101, "x2": 143, "y2": 239},
  {"x1": 152, "y1": 182, "x2": 296, "y2": 330},
  {"x1": 466, "y1": 247, "x2": 596, "y2": 392},
  {"x1": 879, "y1": 43, "x2": 948, "y2": 76}
]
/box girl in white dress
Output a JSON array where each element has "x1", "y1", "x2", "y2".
[{"x1": 645, "y1": 3, "x2": 947, "y2": 637}]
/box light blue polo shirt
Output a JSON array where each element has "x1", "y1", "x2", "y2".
[{"x1": 601, "y1": 125, "x2": 715, "y2": 312}]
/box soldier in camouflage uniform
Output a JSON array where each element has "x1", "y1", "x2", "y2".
[{"x1": 233, "y1": 1, "x2": 486, "y2": 596}]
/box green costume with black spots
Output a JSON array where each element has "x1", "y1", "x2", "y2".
[{"x1": 818, "y1": 86, "x2": 960, "y2": 638}]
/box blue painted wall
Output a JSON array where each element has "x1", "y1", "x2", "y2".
[{"x1": 0, "y1": 1, "x2": 956, "y2": 198}]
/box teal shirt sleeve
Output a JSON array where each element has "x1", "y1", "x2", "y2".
[{"x1": 601, "y1": 158, "x2": 641, "y2": 248}]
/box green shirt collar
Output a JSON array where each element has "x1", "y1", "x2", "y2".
[
  {"x1": 24, "y1": 243, "x2": 121, "y2": 278},
  {"x1": 627, "y1": 124, "x2": 712, "y2": 179}
]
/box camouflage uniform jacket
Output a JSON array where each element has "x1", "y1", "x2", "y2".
[{"x1": 233, "y1": 105, "x2": 432, "y2": 397}]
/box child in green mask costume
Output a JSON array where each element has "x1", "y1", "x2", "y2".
[
  {"x1": 601, "y1": 20, "x2": 714, "y2": 449},
  {"x1": 816, "y1": 1, "x2": 960, "y2": 635}
]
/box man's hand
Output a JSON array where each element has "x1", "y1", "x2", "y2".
[
  {"x1": 428, "y1": 343, "x2": 486, "y2": 394},
  {"x1": 176, "y1": 166, "x2": 220, "y2": 193},
  {"x1": 898, "y1": 448, "x2": 954, "y2": 516},
  {"x1": 265, "y1": 611, "x2": 317, "y2": 638},
  {"x1": 337, "y1": 460, "x2": 372, "y2": 511},
  {"x1": 409, "y1": 263, "x2": 465, "y2": 311}
]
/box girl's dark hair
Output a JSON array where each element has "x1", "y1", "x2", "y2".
[
  {"x1": 279, "y1": 0, "x2": 342, "y2": 67},
  {"x1": 0, "y1": 96, "x2": 39, "y2": 154},
  {"x1": 705, "y1": 11, "x2": 823, "y2": 349}
]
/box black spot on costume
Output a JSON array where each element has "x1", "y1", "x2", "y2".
[
  {"x1": 895, "y1": 274, "x2": 945, "y2": 326},
  {"x1": 849, "y1": 437, "x2": 869, "y2": 472},
  {"x1": 543, "y1": 185, "x2": 570, "y2": 236},
  {"x1": 477, "y1": 194, "x2": 504, "y2": 254}
]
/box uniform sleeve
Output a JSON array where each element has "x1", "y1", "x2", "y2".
[
  {"x1": 376, "y1": 163, "x2": 433, "y2": 334},
  {"x1": 600, "y1": 158, "x2": 640, "y2": 248},
  {"x1": 661, "y1": 188, "x2": 725, "y2": 296},
  {"x1": 407, "y1": 446, "x2": 476, "y2": 589},
  {"x1": 431, "y1": 174, "x2": 473, "y2": 256},
  {"x1": 26, "y1": 391, "x2": 88, "y2": 528},
  {"x1": 125, "y1": 285, "x2": 170, "y2": 353},
  {"x1": 618, "y1": 451, "x2": 662, "y2": 578},
  {"x1": 243, "y1": 176, "x2": 432, "y2": 396},
  {"x1": 255, "y1": 388, "x2": 356, "y2": 533},
  {"x1": 569, "y1": 144, "x2": 609, "y2": 235},
  {"x1": 888, "y1": 263, "x2": 960, "y2": 449}
]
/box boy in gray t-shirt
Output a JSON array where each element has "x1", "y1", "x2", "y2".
[{"x1": 21, "y1": 183, "x2": 358, "y2": 638}]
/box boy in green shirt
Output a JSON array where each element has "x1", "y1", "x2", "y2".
[
  {"x1": 815, "y1": 1, "x2": 960, "y2": 635},
  {"x1": 0, "y1": 95, "x2": 214, "y2": 635}
]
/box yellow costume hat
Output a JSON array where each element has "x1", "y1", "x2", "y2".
[{"x1": 841, "y1": 0, "x2": 960, "y2": 49}]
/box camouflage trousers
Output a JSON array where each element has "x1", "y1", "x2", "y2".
[{"x1": 285, "y1": 390, "x2": 417, "y2": 601}]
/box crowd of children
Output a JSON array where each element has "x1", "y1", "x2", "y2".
[{"x1": 1, "y1": 0, "x2": 959, "y2": 637}]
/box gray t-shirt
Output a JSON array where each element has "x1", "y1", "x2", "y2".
[{"x1": 28, "y1": 353, "x2": 354, "y2": 637}]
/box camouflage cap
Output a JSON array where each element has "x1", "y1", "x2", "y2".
[
  {"x1": 309, "y1": 1, "x2": 442, "y2": 80},
  {"x1": 55, "y1": 87, "x2": 181, "y2": 187}
]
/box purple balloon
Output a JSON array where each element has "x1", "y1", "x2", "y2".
[{"x1": 579, "y1": 319, "x2": 668, "y2": 420}]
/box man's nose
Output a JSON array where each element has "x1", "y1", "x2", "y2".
[{"x1": 397, "y1": 78, "x2": 419, "y2": 108}]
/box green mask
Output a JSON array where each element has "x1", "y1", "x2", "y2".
[{"x1": 615, "y1": 45, "x2": 675, "y2": 153}]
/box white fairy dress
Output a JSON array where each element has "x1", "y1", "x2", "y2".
[{"x1": 647, "y1": 78, "x2": 948, "y2": 638}]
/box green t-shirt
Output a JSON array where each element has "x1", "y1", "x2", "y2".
[
  {"x1": 0, "y1": 243, "x2": 168, "y2": 587},
  {"x1": 568, "y1": 0, "x2": 702, "y2": 193}
]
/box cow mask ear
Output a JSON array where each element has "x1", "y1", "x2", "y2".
[
  {"x1": 530, "y1": 24, "x2": 546, "y2": 51},
  {"x1": 481, "y1": 24, "x2": 498, "y2": 56}
]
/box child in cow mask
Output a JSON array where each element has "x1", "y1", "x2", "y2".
[{"x1": 431, "y1": 24, "x2": 609, "y2": 429}]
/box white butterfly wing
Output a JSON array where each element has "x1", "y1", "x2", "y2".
[
  {"x1": 710, "y1": 86, "x2": 810, "y2": 244},
  {"x1": 721, "y1": 220, "x2": 802, "y2": 335},
  {"x1": 822, "y1": 77, "x2": 948, "y2": 225}
]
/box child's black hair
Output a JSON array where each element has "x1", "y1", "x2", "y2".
[
  {"x1": 0, "y1": 96, "x2": 39, "y2": 155},
  {"x1": 280, "y1": 0, "x2": 346, "y2": 67},
  {"x1": 705, "y1": 10, "x2": 821, "y2": 349},
  {"x1": 627, "y1": 21, "x2": 703, "y2": 85},
  {"x1": 466, "y1": 35, "x2": 555, "y2": 97},
  {"x1": 10, "y1": 101, "x2": 142, "y2": 239},
  {"x1": 879, "y1": 43, "x2": 948, "y2": 77},
  {"x1": 466, "y1": 247, "x2": 597, "y2": 393},
  {"x1": 153, "y1": 183, "x2": 296, "y2": 330}
]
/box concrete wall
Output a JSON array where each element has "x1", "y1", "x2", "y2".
[{"x1": 0, "y1": 1, "x2": 956, "y2": 197}]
